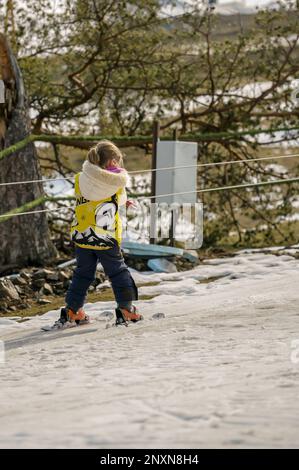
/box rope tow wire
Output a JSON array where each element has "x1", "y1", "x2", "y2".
[
  {"x1": 129, "y1": 153, "x2": 299, "y2": 174},
  {"x1": 0, "y1": 177, "x2": 74, "y2": 187},
  {"x1": 0, "y1": 153, "x2": 298, "y2": 188},
  {"x1": 1, "y1": 176, "x2": 299, "y2": 220},
  {"x1": 0, "y1": 207, "x2": 66, "y2": 218}
]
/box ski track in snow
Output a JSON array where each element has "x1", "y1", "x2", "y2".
[{"x1": 0, "y1": 249, "x2": 299, "y2": 448}]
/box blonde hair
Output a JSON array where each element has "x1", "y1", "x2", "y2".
[{"x1": 87, "y1": 140, "x2": 123, "y2": 168}]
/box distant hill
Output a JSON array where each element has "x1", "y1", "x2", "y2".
[
  {"x1": 215, "y1": 1, "x2": 257, "y2": 15},
  {"x1": 164, "y1": 1, "x2": 297, "y2": 42},
  {"x1": 215, "y1": 1, "x2": 297, "y2": 15},
  {"x1": 160, "y1": 0, "x2": 296, "y2": 17}
]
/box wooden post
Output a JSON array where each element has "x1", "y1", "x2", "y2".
[{"x1": 150, "y1": 120, "x2": 159, "y2": 244}]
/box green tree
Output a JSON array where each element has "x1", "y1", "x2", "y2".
[{"x1": 1, "y1": 0, "x2": 299, "y2": 248}]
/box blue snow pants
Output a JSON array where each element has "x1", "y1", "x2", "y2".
[{"x1": 65, "y1": 244, "x2": 138, "y2": 312}]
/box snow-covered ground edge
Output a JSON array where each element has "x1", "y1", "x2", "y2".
[
  {"x1": 1, "y1": 246, "x2": 298, "y2": 335},
  {"x1": 0, "y1": 247, "x2": 299, "y2": 448}
]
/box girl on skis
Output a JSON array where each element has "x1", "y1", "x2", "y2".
[{"x1": 55, "y1": 140, "x2": 142, "y2": 327}]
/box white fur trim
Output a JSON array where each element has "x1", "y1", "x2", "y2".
[
  {"x1": 79, "y1": 160, "x2": 129, "y2": 202},
  {"x1": 118, "y1": 187, "x2": 127, "y2": 206}
]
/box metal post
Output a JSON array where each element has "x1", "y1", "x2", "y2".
[
  {"x1": 0, "y1": 80, "x2": 5, "y2": 104},
  {"x1": 169, "y1": 128, "x2": 178, "y2": 246},
  {"x1": 150, "y1": 121, "x2": 160, "y2": 244}
]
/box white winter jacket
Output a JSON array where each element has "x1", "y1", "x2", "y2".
[{"x1": 79, "y1": 160, "x2": 128, "y2": 205}]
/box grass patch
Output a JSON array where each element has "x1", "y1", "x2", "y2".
[{"x1": 1, "y1": 283, "x2": 159, "y2": 320}]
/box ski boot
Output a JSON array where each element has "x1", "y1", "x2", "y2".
[
  {"x1": 115, "y1": 305, "x2": 143, "y2": 326},
  {"x1": 54, "y1": 307, "x2": 90, "y2": 328}
]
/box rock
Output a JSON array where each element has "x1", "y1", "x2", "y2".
[
  {"x1": 0, "y1": 301, "x2": 8, "y2": 311},
  {"x1": 147, "y1": 258, "x2": 177, "y2": 273},
  {"x1": 15, "y1": 284, "x2": 24, "y2": 294},
  {"x1": 53, "y1": 281, "x2": 64, "y2": 289},
  {"x1": 42, "y1": 283, "x2": 53, "y2": 295},
  {"x1": 37, "y1": 298, "x2": 52, "y2": 305},
  {"x1": 32, "y1": 269, "x2": 53, "y2": 280},
  {"x1": 8, "y1": 305, "x2": 17, "y2": 311},
  {"x1": 20, "y1": 271, "x2": 31, "y2": 280},
  {"x1": 12, "y1": 276, "x2": 27, "y2": 286},
  {"x1": 54, "y1": 289, "x2": 64, "y2": 295},
  {"x1": 151, "y1": 312, "x2": 166, "y2": 320},
  {"x1": 99, "y1": 310, "x2": 114, "y2": 320},
  {"x1": 19, "y1": 303, "x2": 30, "y2": 309},
  {"x1": 183, "y1": 249, "x2": 199, "y2": 263},
  {"x1": 31, "y1": 278, "x2": 45, "y2": 289},
  {"x1": 46, "y1": 272, "x2": 59, "y2": 282},
  {"x1": 58, "y1": 271, "x2": 69, "y2": 282},
  {"x1": 22, "y1": 285, "x2": 34, "y2": 294},
  {"x1": 0, "y1": 278, "x2": 20, "y2": 300}
]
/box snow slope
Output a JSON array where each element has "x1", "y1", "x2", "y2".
[{"x1": 0, "y1": 249, "x2": 299, "y2": 448}]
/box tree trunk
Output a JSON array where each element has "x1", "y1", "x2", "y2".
[{"x1": 0, "y1": 33, "x2": 56, "y2": 268}]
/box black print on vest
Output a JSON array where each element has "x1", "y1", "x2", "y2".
[
  {"x1": 95, "y1": 196, "x2": 118, "y2": 231},
  {"x1": 76, "y1": 195, "x2": 90, "y2": 206},
  {"x1": 72, "y1": 227, "x2": 116, "y2": 248}
]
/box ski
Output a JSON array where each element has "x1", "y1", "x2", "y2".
[
  {"x1": 41, "y1": 319, "x2": 91, "y2": 332},
  {"x1": 41, "y1": 311, "x2": 165, "y2": 332}
]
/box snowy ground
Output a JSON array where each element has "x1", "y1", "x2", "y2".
[{"x1": 0, "y1": 249, "x2": 299, "y2": 449}]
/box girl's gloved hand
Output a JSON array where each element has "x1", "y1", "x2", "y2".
[{"x1": 126, "y1": 199, "x2": 138, "y2": 209}]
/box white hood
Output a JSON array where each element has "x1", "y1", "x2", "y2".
[{"x1": 79, "y1": 160, "x2": 128, "y2": 204}]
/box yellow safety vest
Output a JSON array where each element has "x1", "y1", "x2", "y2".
[{"x1": 70, "y1": 173, "x2": 122, "y2": 250}]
